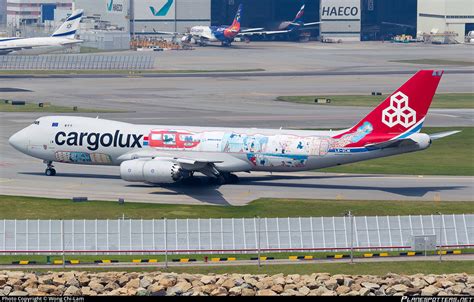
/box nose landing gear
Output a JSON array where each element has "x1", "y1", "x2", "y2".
[{"x1": 44, "y1": 161, "x2": 56, "y2": 176}]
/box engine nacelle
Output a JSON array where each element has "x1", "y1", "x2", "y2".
[
  {"x1": 120, "y1": 159, "x2": 188, "y2": 184},
  {"x1": 409, "y1": 133, "x2": 432, "y2": 150}
]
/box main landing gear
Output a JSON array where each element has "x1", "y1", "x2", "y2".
[
  {"x1": 214, "y1": 172, "x2": 239, "y2": 185},
  {"x1": 44, "y1": 161, "x2": 56, "y2": 176}
]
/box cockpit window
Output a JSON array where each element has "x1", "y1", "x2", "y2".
[{"x1": 33, "y1": 121, "x2": 40, "y2": 125}]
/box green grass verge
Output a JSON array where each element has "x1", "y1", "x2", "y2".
[
  {"x1": 0, "y1": 69, "x2": 265, "y2": 75},
  {"x1": 8, "y1": 261, "x2": 474, "y2": 275},
  {"x1": 0, "y1": 101, "x2": 126, "y2": 113},
  {"x1": 276, "y1": 93, "x2": 474, "y2": 109},
  {"x1": 390, "y1": 59, "x2": 474, "y2": 66},
  {"x1": 0, "y1": 195, "x2": 472, "y2": 219},
  {"x1": 321, "y1": 127, "x2": 474, "y2": 176}
]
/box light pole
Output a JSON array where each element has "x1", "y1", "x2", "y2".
[
  {"x1": 257, "y1": 216, "x2": 261, "y2": 268},
  {"x1": 164, "y1": 217, "x2": 168, "y2": 268},
  {"x1": 437, "y1": 212, "x2": 443, "y2": 262},
  {"x1": 344, "y1": 211, "x2": 354, "y2": 264}
]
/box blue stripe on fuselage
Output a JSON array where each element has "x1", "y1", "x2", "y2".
[{"x1": 0, "y1": 37, "x2": 23, "y2": 42}]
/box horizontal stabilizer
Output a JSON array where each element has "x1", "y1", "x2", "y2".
[{"x1": 429, "y1": 130, "x2": 461, "y2": 140}]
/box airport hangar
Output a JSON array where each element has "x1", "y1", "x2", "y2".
[
  {"x1": 68, "y1": 0, "x2": 473, "y2": 43},
  {"x1": 0, "y1": 0, "x2": 474, "y2": 44}
]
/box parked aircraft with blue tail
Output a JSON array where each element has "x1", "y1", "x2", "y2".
[
  {"x1": 0, "y1": 9, "x2": 83, "y2": 55},
  {"x1": 154, "y1": 4, "x2": 262, "y2": 47}
]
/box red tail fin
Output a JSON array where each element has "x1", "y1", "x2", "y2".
[{"x1": 333, "y1": 70, "x2": 443, "y2": 147}]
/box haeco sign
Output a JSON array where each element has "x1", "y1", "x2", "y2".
[{"x1": 321, "y1": 0, "x2": 360, "y2": 19}]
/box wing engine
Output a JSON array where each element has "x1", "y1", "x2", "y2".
[{"x1": 120, "y1": 159, "x2": 191, "y2": 184}]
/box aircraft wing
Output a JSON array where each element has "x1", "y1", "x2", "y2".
[
  {"x1": 240, "y1": 28, "x2": 265, "y2": 33},
  {"x1": 0, "y1": 46, "x2": 33, "y2": 54},
  {"x1": 303, "y1": 21, "x2": 323, "y2": 27},
  {"x1": 118, "y1": 149, "x2": 250, "y2": 175},
  {"x1": 238, "y1": 30, "x2": 291, "y2": 36},
  {"x1": 152, "y1": 29, "x2": 183, "y2": 35}
]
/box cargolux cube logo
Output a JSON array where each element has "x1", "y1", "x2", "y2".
[{"x1": 382, "y1": 92, "x2": 416, "y2": 128}]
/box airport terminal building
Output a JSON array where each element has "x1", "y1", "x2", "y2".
[{"x1": 1, "y1": 0, "x2": 472, "y2": 44}]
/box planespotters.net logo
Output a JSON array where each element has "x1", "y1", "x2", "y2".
[
  {"x1": 382, "y1": 91, "x2": 416, "y2": 128},
  {"x1": 401, "y1": 297, "x2": 474, "y2": 302}
]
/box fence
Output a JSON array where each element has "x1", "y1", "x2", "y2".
[
  {"x1": 0, "y1": 55, "x2": 155, "y2": 70},
  {"x1": 0, "y1": 215, "x2": 472, "y2": 254}
]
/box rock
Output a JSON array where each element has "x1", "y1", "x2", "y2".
[
  {"x1": 148, "y1": 284, "x2": 166, "y2": 296},
  {"x1": 336, "y1": 285, "x2": 351, "y2": 295},
  {"x1": 271, "y1": 284, "x2": 284, "y2": 294},
  {"x1": 462, "y1": 288, "x2": 474, "y2": 295},
  {"x1": 7, "y1": 279, "x2": 22, "y2": 287},
  {"x1": 284, "y1": 284, "x2": 297, "y2": 291},
  {"x1": 448, "y1": 284, "x2": 465, "y2": 295},
  {"x1": 211, "y1": 287, "x2": 228, "y2": 296},
  {"x1": 424, "y1": 276, "x2": 436, "y2": 285},
  {"x1": 361, "y1": 282, "x2": 380, "y2": 290},
  {"x1": 324, "y1": 278, "x2": 339, "y2": 290},
  {"x1": 333, "y1": 275, "x2": 345, "y2": 285},
  {"x1": 298, "y1": 286, "x2": 310, "y2": 296},
  {"x1": 438, "y1": 280, "x2": 454, "y2": 288},
  {"x1": 88, "y1": 281, "x2": 105, "y2": 293},
  {"x1": 412, "y1": 279, "x2": 428, "y2": 288},
  {"x1": 52, "y1": 277, "x2": 66, "y2": 286},
  {"x1": 421, "y1": 285, "x2": 440, "y2": 296},
  {"x1": 257, "y1": 289, "x2": 277, "y2": 296},
  {"x1": 136, "y1": 288, "x2": 149, "y2": 296},
  {"x1": 160, "y1": 276, "x2": 177, "y2": 287},
  {"x1": 343, "y1": 278, "x2": 354, "y2": 287},
  {"x1": 139, "y1": 278, "x2": 152, "y2": 289},
  {"x1": 7, "y1": 272, "x2": 24, "y2": 279},
  {"x1": 167, "y1": 282, "x2": 192, "y2": 295},
  {"x1": 405, "y1": 287, "x2": 421, "y2": 295},
  {"x1": 221, "y1": 279, "x2": 235, "y2": 289},
  {"x1": 201, "y1": 284, "x2": 218, "y2": 294},
  {"x1": 80, "y1": 287, "x2": 97, "y2": 296},
  {"x1": 228, "y1": 287, "x2": 242, "y2": 296},
  {"x1": 125, "y1": 278, "x2": 140, "y2": 289},
  {"x1": 118, "y1": 275, "x2": 129, "y2": 286},
  {"x1": 438, "y1": 291, "x2": 450, "y2": 296},
  {"x1": 274, "y1": 277, "x2": 286, "y2": 286},
  {"x1": 390, "y1": 284, "x2": 408, "y2": 293},
  {"x1": 359, "y1": 288, "x2": 371, "y2": 296},
  {"x1": 10, "y1": 291, "x2": 29, "y2": 296},
  {"x1": 200, "y1": 276, "x2": 216, "y2": 285},
  {"x1": 37, "y1": 284, "x2": 56, "y2": 294},
  {"x1": 241, "y1": 288, "x2": 256, "y2": 296},
  {"x1": 66, "y1": 277, "x2": 80, "y2": 288},
  {"x1": 64, "y1": 286, "x2": 81, "y2": 296},
  {"x1": 311, "y1": 287, "x2": 331, "y2": 296}
]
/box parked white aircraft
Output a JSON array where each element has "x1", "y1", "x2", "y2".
[
  {"x1": 0, "y1": 9, "x2": 83, "y2": 55},
  {"x1": 9, "y1": 70, "x2": 458, "y2": 185}
]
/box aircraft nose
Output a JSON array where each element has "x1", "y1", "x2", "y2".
[{"x1": 9, "y1": 129, "x2": 28, "y2": 153}]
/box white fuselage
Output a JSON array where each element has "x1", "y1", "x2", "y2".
[
  {"x1": 9, "y1": 116, "x2": 429, "y2": 173},
  {"x1": 0, "y1": 37, "x2": 81, "y2": 55},
  {"x1": 190, "y1": 26, "x2": 218, "y2": 42}
]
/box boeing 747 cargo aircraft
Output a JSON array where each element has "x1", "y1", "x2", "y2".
[{"x1": 9, "y1": 70, "x2": 459, "y2": 185}]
